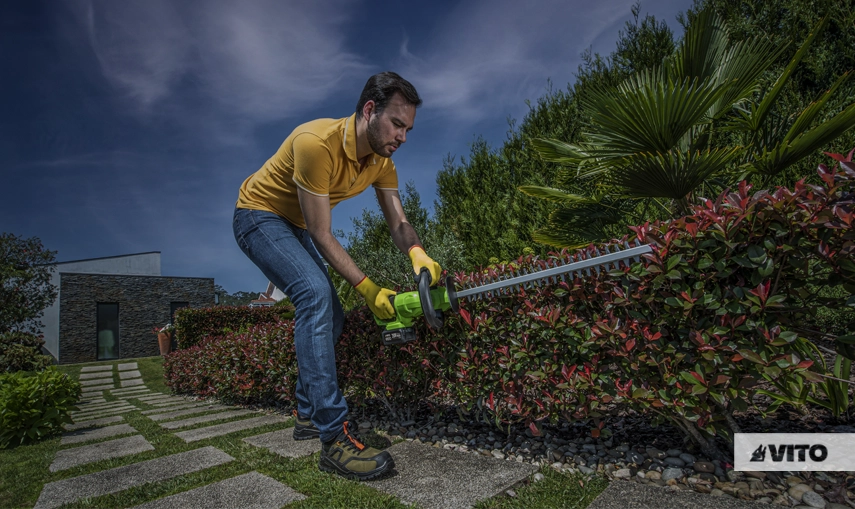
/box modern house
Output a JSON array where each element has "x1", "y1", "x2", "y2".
[
  {"x1": 41, "y1": 252, "x2": 215, "y2": 364},
  {"x1": 249, "y1": 282, "x2": 287, "y2": 308}
]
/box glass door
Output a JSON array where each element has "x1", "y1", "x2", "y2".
[{"x1": 97, "y1": 303, "x2": 119, "y2": 360}]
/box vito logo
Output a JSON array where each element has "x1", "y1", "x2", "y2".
[
  {"x1": 749, "y1": 444, "x2": 827, "y2": 463},
  {"x1": 735, "y1": 434, "x2": 853, "y2": 471}
]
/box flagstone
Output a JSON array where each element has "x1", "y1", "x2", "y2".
[
  {"x1": 74, "y1": 402, "x2": 133, "y2": 413},
  {"x1": 111, "y1": 388, "x2": 152, "y2": 396},
  {"x1": 49, "y1": 435, "x2": 153, "y2": 472},
  {"x1": 243, "y1": 429, "x2": 321, "y2": 459},
  {"x1": 160, "y1": 410, "x2": 258, "y2": 430},
  {"x1": 71, "y1": 406, "x2": 138, "y2": 421},
  {"x1": 370, "y1": 441, "x2": 538, "y2": 509},
  {"x1": 143, "y1": 404, "x2": 224, "y2": 419},
  {"x1": 35, "y1": 446, "x2": 233, "y2": 509},
  {"x1": 81, "y1": 383, "x2": 115, "y2": 391},
  {"x1": 80, "y1": 366, "x2": 113, "y2": 373},
  {"x1": 117, "y1": 362, "x2": 138, "y2": 371},
  {"x1": 61, "y1": 423, "x2": 138, "y2": 445},
  {"x1": 135, "y1": 394, "x2": 177, "y2": 402},
  {"x1": 151, "y1": 400, "x2": 196, "y2": 408},
  {"x1": 64, "y1": 416, "x2": 125, "y2": 431},
  {"x1": 79, "y1": 372, "x2": 115, "y2": 380},
  {"x1": 79, "y1": 378, "x2": 114, "y2": 387},
  {"x1": 118, "y1": 370, "x2": 142, "y2": 379},
  {"x1": 174, "y1": 414, "x2": 288, "y2": 443},
  {"x1": 127, "y1": 471, "x2": 305, "y2": 509},
  {"x1": 121, "y1": 379, "x2": 146, "y2": 387}
]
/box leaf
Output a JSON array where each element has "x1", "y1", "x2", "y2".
[{"x1": 737, "y1": 349, "x2": 766, "y2": 365}]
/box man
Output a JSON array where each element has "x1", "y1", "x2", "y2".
[{"x1": 233, "y1": 72, "x2": 442, "y2": 481}]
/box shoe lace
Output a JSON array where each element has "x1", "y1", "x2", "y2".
[{"x1": 340, "y1": 422, "x2": 366, "y2": 452}]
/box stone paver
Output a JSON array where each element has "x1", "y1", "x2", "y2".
[
  {"x1": 80, "y1": 383, "x2": 115, "y2": 391},
  {"x1": 35, "y1": 446, "x2": 234, "y2": 509},
  {"x1": 61, "y1": 423, "x2": 138, "y2": 445},
  {"x1": 79, "y1": 372, "x2": 115, "y2": 380},
  {"x1": 64, "y1": 415, "x2": 125, "y2": 431},
  {"x1": 121, "y1": 379, "x2": 146, "y2": 387},
  {"x1": 72, "y1": 402, "x2": 136, "y2": 415},
  {"x1": 79, "y1": 378, "x2": 114, "y2": 386},
  {"x1": 111, "y1": 386, "x2": 151, "y2": 394},
  {"x1": 151, "y1": 400, "x2": 196, "y2": 408},
  {"x1": 136, "y1": 394, "x2": 175, "y2": 401},
  {"x1": 80, "y1": 366, "x2": 113, "y2": 373},
  {"x1": 112, "y1": 390, "x2": 152, "y2": 397},
  {"x1": 243, "y1": 429, "x2": 322, "y2": 458},
  {"x1": 49, "y1": 435, "x2": 154, "y2": 472},
  {"x1": 77, "y1": 397, "x2": 107, "y2": 405},
  {"x1": 117, "y1": 362, "x2": 138, "y2": 371},
  {"x1": 119, "y1": 370, "x2": 142, "y2": 379},
  {"x1": 160, "y1": 410, "x2": 257, "y2": 430},
  {"x1": 144, "y1": 404, "x2": 226, "y2": 420},
  {"x1": 371, "y1": 441, "x2": 538, "y2": 509},
  {"x1": 127, "y1": 471, "x2": 305, "y2": 509},
  {"x1": 71, "y1": 406, "x2": 139, "y2": 421},
  {"x1": 174, "y1": 414, "x2": 288, "y2": 443}
]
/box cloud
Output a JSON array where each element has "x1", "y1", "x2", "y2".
[
  {"x1": 396, "y1": 0, "x2": 638, "y2": 122},
  {"x1": 69, "y1": 0, "x2": 372, "y2": 123}
]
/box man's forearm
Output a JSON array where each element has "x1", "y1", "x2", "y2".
[
  {"x1": 389, "y1": 221, "x2": 421, "y2": 254},
  {"x1": 308, "y1": 230, "x2": 365, "y2": 286}
]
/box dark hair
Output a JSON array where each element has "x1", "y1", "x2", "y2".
[{"x1": 355, "y1": 72, "x2": 422, "y2": 119}]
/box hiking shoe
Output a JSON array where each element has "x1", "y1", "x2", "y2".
[
  {"x1": 319, "y1": 422, "x2": 394, "y2": 481},
  {"x1": 292, "y1": 410, "x2": 320, "y2": 441}
]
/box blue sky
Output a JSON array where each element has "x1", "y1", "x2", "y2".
[{"x1": 1, "y1": 0, "x2": 693, "y2": 294}]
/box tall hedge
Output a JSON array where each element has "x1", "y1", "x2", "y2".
[{"x1": 164, "y1": 158, "x2": 854, "y2": 461}]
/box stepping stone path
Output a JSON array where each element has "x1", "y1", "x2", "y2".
[{"x1": 39, "y1": 361, "x2": 544, "y2": 508}]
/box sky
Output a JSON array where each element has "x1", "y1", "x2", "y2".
[{"x1": 1, "y1": 0, "x2": 694, "y2": 294}]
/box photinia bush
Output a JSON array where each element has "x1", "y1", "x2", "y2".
[
  {"x1": 163, "y1": 153, "x2": 853, "y2": 461},
  {"x1": 174, "y1": 305, "x2": 294, "y2": 349}
]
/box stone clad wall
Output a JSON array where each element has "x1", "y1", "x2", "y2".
[{"x1": 59, "y1": 274, "x2": 214, "y2": 364}]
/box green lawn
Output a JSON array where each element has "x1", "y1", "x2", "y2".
[{"x1": 1, "y1": 357, "x2": 608, "y2": 508}]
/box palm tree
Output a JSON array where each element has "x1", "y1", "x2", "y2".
[{"x1": 522, "y1": 9, "x2": 855, "y2": 248}]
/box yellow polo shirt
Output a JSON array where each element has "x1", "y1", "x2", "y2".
[{"x1": 236, "y1": 113, "x2": 399, "y2": 229}]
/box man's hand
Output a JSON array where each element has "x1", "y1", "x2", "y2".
[
  {"x1": 408, "y1": 246, "x2": 442, "y2": 286},
  {"x1": 354, "y1": 277, "x2": 397, "y2": 320}
]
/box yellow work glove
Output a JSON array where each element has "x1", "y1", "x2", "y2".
[
  {"x1": 408, "y1": 246, "x2": 442, "y2": 286},
  {"x1": 354, "y1": 276, "x2": 396, "y2": 320}
]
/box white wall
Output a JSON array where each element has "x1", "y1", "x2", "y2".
[{"x1": 42, "y1": 253, "x2": 161, "y2": 360}]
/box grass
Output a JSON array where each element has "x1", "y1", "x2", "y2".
[{"x1": 1, "y1": 357, "x2": 609, "y2": 509}]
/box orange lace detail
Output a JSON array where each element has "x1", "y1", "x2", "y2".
[{"x1": 342, "y1": 422, "x2": 365, "y2": 451}]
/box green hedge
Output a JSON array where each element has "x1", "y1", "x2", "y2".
[
  {"x1": 164, "y1": 157, "x2": 855, "y2": 459},
  {"x1": 174, "y1": 305, "x2": 294, "y2": 349},
  {"x1": 0, "y1": 368, "x2": 80, "y2": 448}
]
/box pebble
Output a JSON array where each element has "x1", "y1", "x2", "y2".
[
  {"x1": 710, "y1": 489, "x2": 725, "y2": 497},
  {"x1": 578, "y1": 466, "x2": 595, "y2": 475},
  {"x1": 645, "y1": 471, "x2": 662, "y2": 480},
  {"x1": 788, "y1": 483, "x2": 812, "y2": 502},
  {"x1": 663, "y1": 457, "x2": 686, "y2": 467},
  {"x1": 727, "y1": 470, "x2": 743, "y2": 482},
  {"x1": 662, "y1": 468, "x2": 684, "y2": 482},
  {"x1": 614, "y1": 468, "x2": 632, "y2": 479},
  {"x1": 801, "y1": 491, "x2": 826, "y2": 508},
  {"x1": 666, "y1": 449, "x2": 682, "y2": 457},
  {"x1": 646, "y1": 447, "x2": 667, "y2": 460},
  {"x1": 627, "y1": 451, "x2": 645, "y2": 464},
  {"x1": 679, "y1": 453, "x2": 696, "y2": 464},
  {"x1": 745, "y1": 471, "x2": 767, "y2": 480},
  {"x1": 693, "y1": 461, "x2": 716, "y2": 473},
  {"x1": 533, "y1": 473, "x2": 545, "y2": 483}
]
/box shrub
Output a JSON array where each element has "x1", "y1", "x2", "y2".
[
  {"x1": 0, "y1": 367, "x2": 80, "y2": 448},
  {"x1": 162, "y1": 155, "x2": 854, "y2": 461},
  {"x1": 164, "y1": 321, "x2": 298, "y2": 405},
  {"x1": 173, "y1": 305, "x2": 294, "y2": 349},
  {"x1": 0, "y1": 331, "x2": 53, "y2": 373}
]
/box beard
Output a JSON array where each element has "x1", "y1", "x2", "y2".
[{"x1": 367, "y1": 115, "x2": 395, "y2": 158}]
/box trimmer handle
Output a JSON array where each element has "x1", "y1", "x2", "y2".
[{"x1": 416, "y1": 268, "x2": 443, "y2": 329}]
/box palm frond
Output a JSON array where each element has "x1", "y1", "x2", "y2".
[
  {"x1": 709, "y1": 36, "x2": 788, "y2": 118},
  {"x1": 670, "y1": 7, "x2": 727, "y2": 82},
  {"x1": 581, "y1": 70, "x2": 730, "y2": 154},
  {"x1": 602, "y1": 147, "x2": 743, "y2": 199},
  {"x1": 752, "y1": 101, "x2": 855, "y2": 176},
  {"x1": 517, "y1": 185, "x2": 595, "y2": 204},
  {"x1": 530, "y1": 138, "x2": 588, "y2": 164}
]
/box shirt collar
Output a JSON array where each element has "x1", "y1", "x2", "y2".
[{"x1": 343, "y1": 113, "x2": 377, "y2": 166}]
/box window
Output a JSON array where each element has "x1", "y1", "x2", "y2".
[{"x1": 97, "y1": 303, "x2": 119, "y2": 360}]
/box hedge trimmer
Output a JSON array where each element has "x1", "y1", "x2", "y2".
[{"x1": 375, "y1": 240, "x2": 652, "y2": 346}]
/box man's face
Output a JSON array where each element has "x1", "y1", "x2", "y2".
[{"x1": 366, "y1": 93, "x2": 416, "y2": 158}]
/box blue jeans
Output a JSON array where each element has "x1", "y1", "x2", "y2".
[{"x1": 233, "y1": 207, "x2": 346, "y2": 442}]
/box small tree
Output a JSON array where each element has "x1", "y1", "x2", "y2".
[
  {"x1": 0, "y1": 233, "x2": 57, "y2": 371},
  {"x1": 0, "y1": 233, "x2": 57, "y2": 334}
]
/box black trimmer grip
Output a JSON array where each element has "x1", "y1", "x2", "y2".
[
  {"x1": 446, "y1": 275, "x2": 459, "y2": 313},
  {"x1": 416, "y1": 268, "x2": 442, "y2": 329}
]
